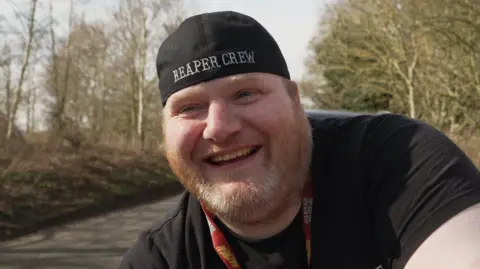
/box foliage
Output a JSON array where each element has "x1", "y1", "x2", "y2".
[{"x1": 302, "y1": 0, "x2": 480, "y2": 134}]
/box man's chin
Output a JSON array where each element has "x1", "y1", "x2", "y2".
[
  {"x1": 214, "y1": 179, "x2": 252, "y2": 191},
  {"x1": 199, "y1": 180, "x2": 256, "y2": 202},
  {"x1": 207, "y1": 176, "x2": 272, "y2": 196},
  {"x1": 196, "y1": 181, "x2": 279, "y2": 223}
]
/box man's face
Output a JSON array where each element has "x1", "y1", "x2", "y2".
[{"x1": 162, "y1": 72, "x2": 312, "y2": 224}]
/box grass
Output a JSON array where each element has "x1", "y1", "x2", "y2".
[{"x1": 0, "y1": 139, "x2": 176, "y2": 239}]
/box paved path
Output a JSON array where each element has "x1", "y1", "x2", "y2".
[{"x1": 0, "y1": 194, "x2": 182, "y2": 269}]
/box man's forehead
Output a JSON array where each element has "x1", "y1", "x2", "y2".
[
  {"x1": 194, "y1": 73, "x2": 263, "y2": 89},
  {"x1": 166, "y1": 73, "x2": 269, "y2": 101}
]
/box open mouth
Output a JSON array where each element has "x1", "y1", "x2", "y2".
[{"x1": 206, "y1": 146, "x2": 261, "y2": 165}]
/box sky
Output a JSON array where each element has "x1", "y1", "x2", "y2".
[
  {"x1": 1, "y1": 0, "x2": 335, "y2": 81},
  {"x1": 189, "y1": 0, "x2": 331, "y2": 81},
  {"x1": 0, "y1": 0, "x2": 336, "y2": 129}
]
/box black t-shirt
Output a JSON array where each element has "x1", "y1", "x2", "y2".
[
  {"x1": 215, "y1": 210, "x2": 308, "y2": 269},
  {"x1": 119, "y1": 113, "x2": 480, "y2": 269}
]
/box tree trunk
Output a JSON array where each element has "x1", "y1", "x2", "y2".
[{"x1": 6, "y1": 0, "x2": 37, "y2": 140}]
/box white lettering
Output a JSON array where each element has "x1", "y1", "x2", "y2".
[
  {"x1": 209, "y1": 56, "x2": 220, "y2": 68},
  {"x1": 228, "y1": 52, "x2": 238, "y2": 65},
  {"x1": 222, "y1": 53, "x2": 230, "y2": 65},
  {"x1": 172, "y1": 50, "x2": 256, "y2": 83},
  {"x1": 186, "y1": 63, "x2": 195, "y2": 76},
  {"x1": 245, "y1": 51, "x2": 255, "y2": 63},
  {"x1": 173, "y1": 70, "x2": 180, "y2": 82},
  {"x1": 237, "y1": 51, "x2": 247, "y2": 63},
  {"x1": 193, "y1": 60, "x2": 202, "y2": 72},
  {"x1": 179, "y1": 66, "x2": 186, "y2": 79},
  {"x1": 201, "y1": 58, "x2": 211, "y2": 70}
]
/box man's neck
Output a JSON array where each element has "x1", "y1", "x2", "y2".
[{"x1": 219, "y1": 198, "x2": 302, "y2": 241}]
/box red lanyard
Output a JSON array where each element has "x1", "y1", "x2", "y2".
[{"x1": 201, "y1": 180, "x2": 313, "y2": 269}]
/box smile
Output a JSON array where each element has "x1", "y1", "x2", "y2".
[{"x1": 207, "y1": 146, "x2": 261, "y2": 165}]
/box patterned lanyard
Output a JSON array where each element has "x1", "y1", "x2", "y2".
[{"x1": 201, "y1": 180, "x2": 313, "y2": 269}]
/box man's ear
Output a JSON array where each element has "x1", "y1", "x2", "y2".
[
  {"x1": 283, "y1": 78, "x2": 300, "y2": 101},
  {"x1": 290, "y1": 80, "x2": 302, "y2": 104},
  {"x1": 293, "y1": 80, "x2": 300, "y2": 100}
]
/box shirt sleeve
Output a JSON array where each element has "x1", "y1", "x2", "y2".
[
  {"x1": 118, "y1": 230, "x2": 170, "y2": 269},
  {"x1": 362, "y1": 114, "x2": 480, "y2": 269}
]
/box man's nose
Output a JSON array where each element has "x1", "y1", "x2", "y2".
[{"x1": 203, "y1": 102, "x2": 241, "y2": 143}]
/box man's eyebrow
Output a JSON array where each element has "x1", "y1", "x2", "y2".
[
  {"x1": 168, "y1": 85, "x2": 206, "y2": 103},
  {"x1": 222, "y1": 76, "x2": 264, "y2": 91},
  {"x1": 226, "y1": 74, "x2": 259, "y2": 84}
]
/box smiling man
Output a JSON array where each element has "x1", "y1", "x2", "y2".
[
  {"x1": 119, "y1": 11, "x2": 480, "y2": 269},
  {"x1": 163, "y1": 72, "x2": 312, "y2": 234}
]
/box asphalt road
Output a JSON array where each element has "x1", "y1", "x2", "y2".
[{"x1": 0, "y1": 194, "x2": 183, "y2": 269}]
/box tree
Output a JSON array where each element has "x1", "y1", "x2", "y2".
[
  {"x1": 4, "y1": 0, "x2": 38, "y2": 140},
  {"x1": 302, "y1": 0, "x2": 480, "y2": 133},
  {"x1": 41, "y1": 0, "x2": 185, "y2": 149},
  {"x1": 107, "y1": 0, "x2": 184, "y2": 148}
]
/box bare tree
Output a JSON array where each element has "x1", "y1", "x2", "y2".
[
  {"x1": 38, "y1": 0, "x2": 185, "y2": 150},
  {"x1": 5, "y1": 0, "x2": 38, "y2": 140},
  {"x1": 0, "y1": 45, "x2": 13, "y2": 126},
  {"x1": 46, "y1": 0, "x2": 75, "y2": 134},
  {"x1": 108, "y1": 0, "x2": 183, "y2": 148},
  {"x1": 24, "y1": 72, "x2": 37, "y2": 134}
]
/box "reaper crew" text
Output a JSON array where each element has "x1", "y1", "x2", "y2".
[{"x1": 172, "y1": 50, "x2": 255, "y2": 83}]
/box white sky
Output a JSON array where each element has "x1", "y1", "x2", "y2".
[
  {"x1": 189, "y1": 0, "x2": 332, "y2": 81},
  {"x1": 1, "y1": 0, "x2": 335, "y2": 80},
  {"x1": 0, "y1": 0, "x2": 336, "y2": 129}
]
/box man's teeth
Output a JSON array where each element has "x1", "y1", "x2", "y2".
[{"x1": 210, "y1": 148, "x2": 254, "y2": 163}]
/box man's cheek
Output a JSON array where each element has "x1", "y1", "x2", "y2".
[{"x1": 172, "y1": 126, "x2": 204, "y2": 161}]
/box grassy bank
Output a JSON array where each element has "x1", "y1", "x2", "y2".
[{"x1": 0, "y1": 142, "x2": 177, "y2": 240}]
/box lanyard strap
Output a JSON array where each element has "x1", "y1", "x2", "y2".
[{"x1": 201, "y1": 180, "x2": 313, "y2": 269}]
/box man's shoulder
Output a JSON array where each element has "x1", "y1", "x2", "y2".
[
  {"x1": 145, "y1": 194, "x2": 186, "y2": 232},
  {"x1": 307, "y1": 110, "x2": 420, "y2": 133},
  {"x1": 307, "y1": 112, "x2": 438, "y2": 177},
  {"x1": 141, "y1": 191, "x2": 202, "y2": 240},
  {"x1": 307, "y1": 111, "x2": 426, "y2": 149},
  {"x1": 131, "y1": 191, "x2": 205, "y2": 251},
  {"x1": 120, "y1": 191, "x2": 206, "y2": 268}
]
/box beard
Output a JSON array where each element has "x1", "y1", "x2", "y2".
[{"x1": 165, "y1": 107, "x2": 313, "y2": 225}]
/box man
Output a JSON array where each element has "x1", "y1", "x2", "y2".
[{"x1": 119, "y1": 11, "x2": 480, "y2": 269}]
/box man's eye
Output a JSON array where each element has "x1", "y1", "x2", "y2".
[
  {"x1": 178, "y1": 105, "x2": 200, "y2": 114},
  {"x1": 235, "y1": 90, "x2": 257, "y2": 99}
]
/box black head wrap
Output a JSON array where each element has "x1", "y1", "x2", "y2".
[{"x1": 156, "y1": 11, "x2": 290, "y2": 106}]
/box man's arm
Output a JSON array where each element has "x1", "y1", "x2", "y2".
[
  {"x1": 362, "y1": 114, "x2": 480, "y2": 269},
  {"x1": 404, "y1": 202, "x2": 480, "y2": 269}
]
